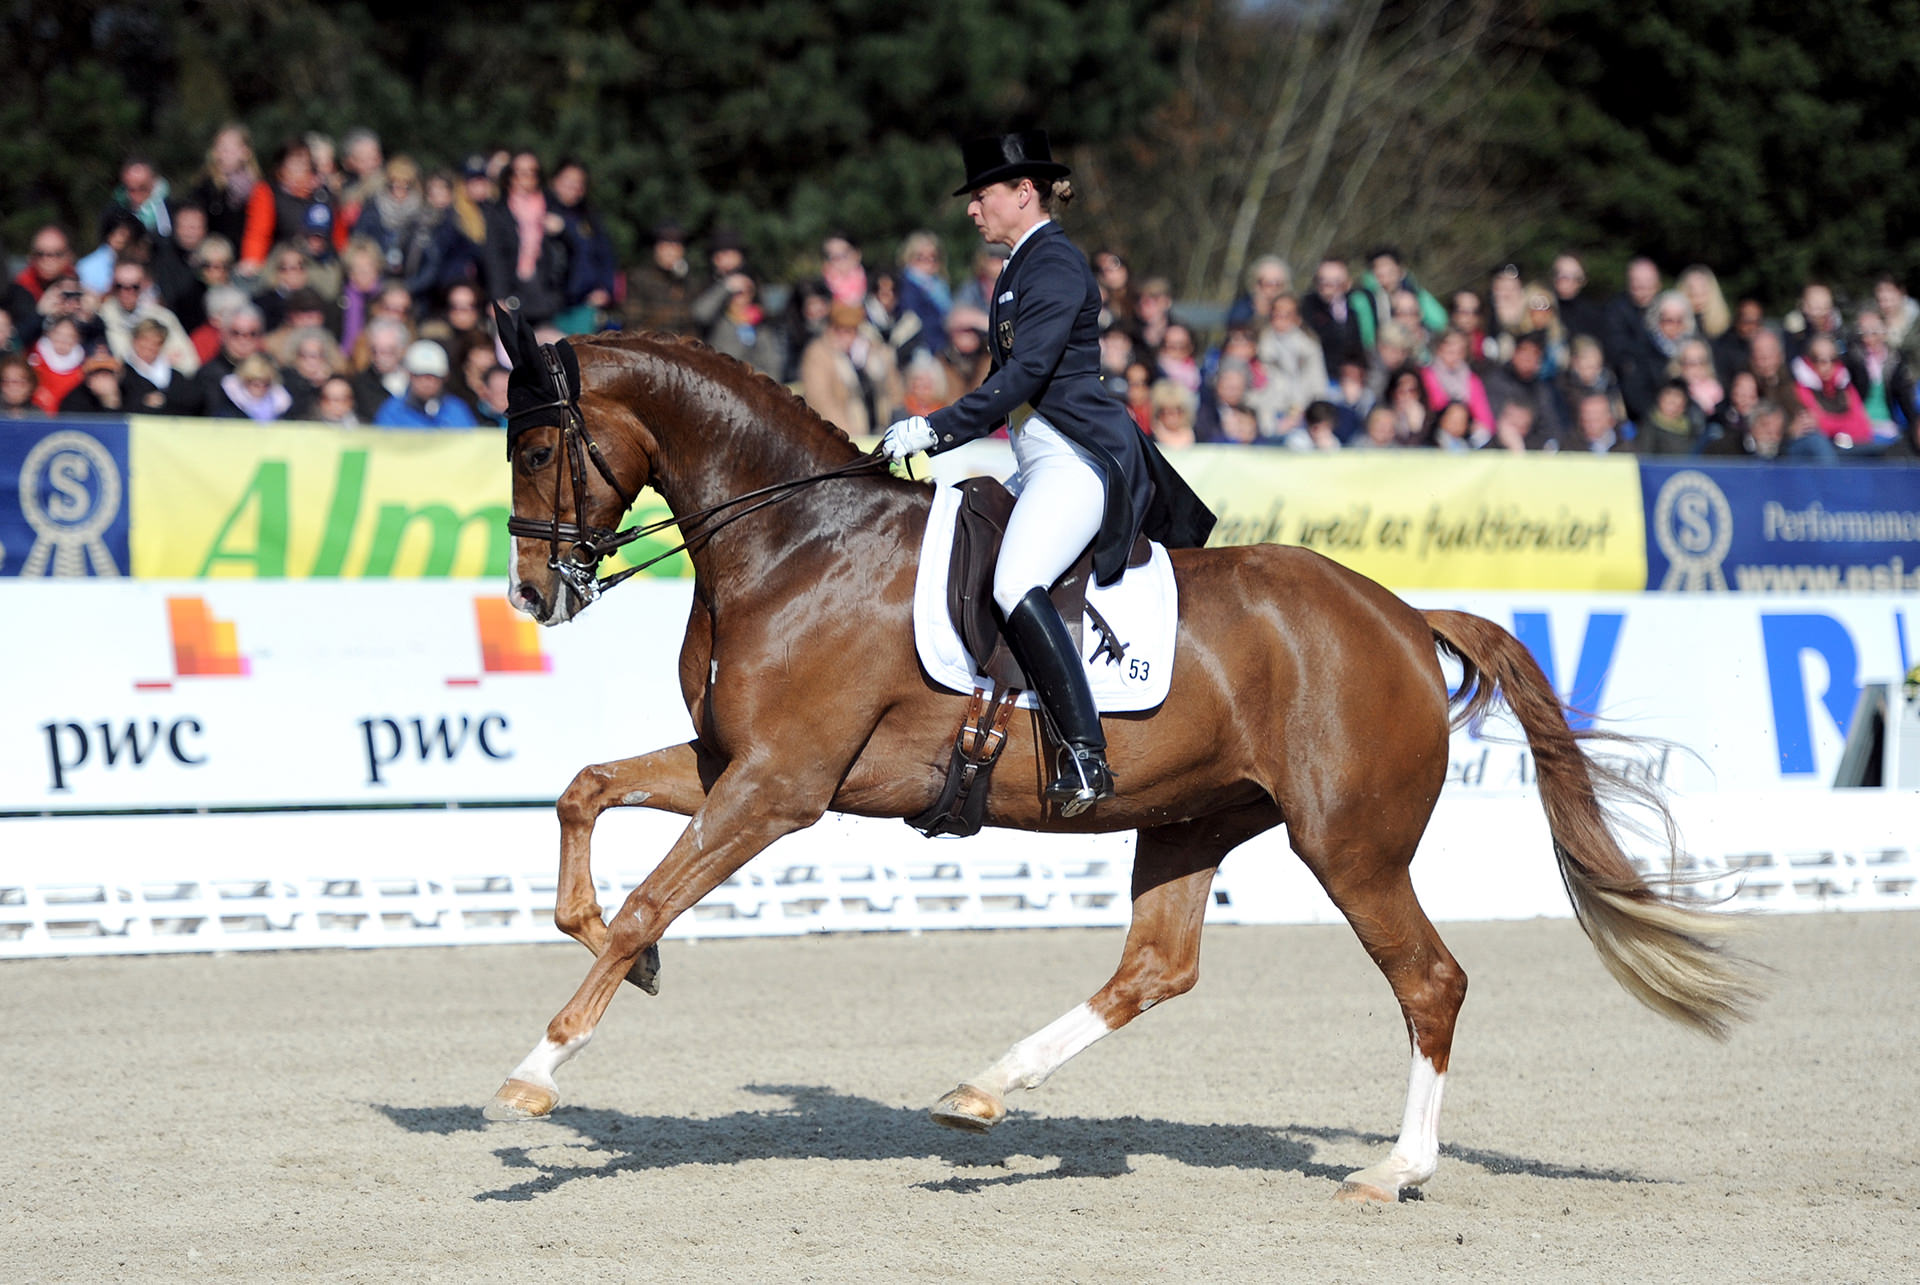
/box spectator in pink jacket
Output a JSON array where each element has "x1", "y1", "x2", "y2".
[
  {"x1": 1790, "y1": 335, "x2": 1872, "y2": 448},
  {"x1": 1420, "y1": 328, "x2": 1493, "y2": 434}
]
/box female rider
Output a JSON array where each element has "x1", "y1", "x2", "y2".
[{"x1": 881, "y1": 131, "x2": 1216, "y2": 816}]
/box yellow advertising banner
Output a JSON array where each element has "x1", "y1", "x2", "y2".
[
  {"x1": 128, "y1": 418, "x2": 691, "y2": 579},
  {"x1": 1164, "y1": 449, "x2": 1647, "y2": 590}
]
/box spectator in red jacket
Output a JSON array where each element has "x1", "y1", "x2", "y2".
[
  {"x1": 6, "y1": 225, "x2": 76, "y2": 344},
  {"x1": 1791, "y1": 335, "x2": 1872, "y2": 448}
]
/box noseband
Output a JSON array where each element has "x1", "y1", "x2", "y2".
[{"x1": 505, "y1": 337, "x2": 889, "y2": 608}]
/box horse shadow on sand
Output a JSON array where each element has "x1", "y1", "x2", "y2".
[{"x1": 374, "y1": 1085, "x2": 1659, "y2": 1204}]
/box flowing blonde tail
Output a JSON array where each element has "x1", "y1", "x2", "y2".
[{"x1": 1426, "y1": 610, "x2": 1762, "y2": 1039}]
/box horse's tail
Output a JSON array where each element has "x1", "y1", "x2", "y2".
[{"x1": 1424, "y1": 609, "x2": 1760, "y2": 1039}]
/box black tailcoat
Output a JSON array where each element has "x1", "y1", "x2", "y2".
[{"x1": 927, "y1": 222, "x2": 1216, "y2": 584}]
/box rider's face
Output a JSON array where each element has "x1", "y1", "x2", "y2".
[{"x1": 968, "y1": 180, "x2": 1032, "y2": 249}]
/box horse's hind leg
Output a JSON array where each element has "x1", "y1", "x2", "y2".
[
  {"x1": 1313, "y1": 857, "x2": 1467, "y2": 1203},
  {"x1": 931, "y1": 805, "x2": 1281, "y2": 1132},
  {"x1": 553, "y1": 741, "x2": 719, "y2": 990}
]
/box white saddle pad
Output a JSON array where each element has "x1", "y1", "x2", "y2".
[{"x1": 913, "y1": 482, "x2": 1178, "y2": 712}]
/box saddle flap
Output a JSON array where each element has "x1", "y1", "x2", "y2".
[
  {"x1": 947, "y1": 477, "x2": 1017, "y2": 682},
  {"x1": 943, "y1": 476, "x2": 1151, "y2": 690}
]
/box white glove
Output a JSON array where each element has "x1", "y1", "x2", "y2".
[{"x1": 881, "y1": 415, "x2": 936, "y2": 460}]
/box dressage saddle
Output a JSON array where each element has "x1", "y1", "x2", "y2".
[
  {"x1": 907, "y1": 477, "x2": 1147, "y2": 840},
  {"x1": 943, "y1": 475, "x2": 1148, "y2": 690}
]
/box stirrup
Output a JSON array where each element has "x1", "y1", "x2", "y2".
[{"x1": 1045, "y1": 743, "x2": 1115, "y2": 818}]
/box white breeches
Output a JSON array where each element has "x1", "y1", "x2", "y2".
[{"x1": 992, "y1": 416, "x2": 1107, "y2": 615}]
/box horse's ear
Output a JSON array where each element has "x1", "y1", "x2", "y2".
[{"x1": 493, "y1": 302, "x2": 528, "y2": 368}]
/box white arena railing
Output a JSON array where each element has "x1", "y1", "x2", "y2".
[{"x1": 1, "y1": 789, "x2": 1912, "y2": 959}]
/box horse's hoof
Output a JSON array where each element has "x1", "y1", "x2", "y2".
[
  {"x1": 483, "y1": 1077, "x2": 559, "y2": 1122},
  {"x1": 628, "y1": 943, "x2": 660, "y2": 995},
  {"x1": 1334, "y1": 1179, "x2": 1399, "y2": 1204},
  {"x1": 929, "y1": 1083, "x2": 1006, "y2": 1133}
]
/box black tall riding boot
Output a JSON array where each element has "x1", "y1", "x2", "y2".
[{"x1": 1001, "y1": 586, "x2": 1115, "y2": 817}]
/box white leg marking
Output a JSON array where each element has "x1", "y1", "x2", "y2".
[
  {"x1": 1388, "y1": 1053, "x2": 1446, "y2": 1183},
  {"x1": 505, "y1": 1031, "x2": 593, "y2": 1095},
  {"x1": 970, "y1": 1003, "x2": 1113, "y2": 1099},
  {"x1": 1345, "y1": 1054, "x2": 1448, "y2": 1197}
]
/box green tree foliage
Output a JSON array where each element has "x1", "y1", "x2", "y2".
[
  {"x1": 1495, "y1": 0, "x2": 1920, "y2": 305},
  {"x1": 0, "y1": 0, "x2": 1178, "y2": 274}
]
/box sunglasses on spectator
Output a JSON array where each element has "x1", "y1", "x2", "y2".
[
  {"x1": 114, "y1": 281, "x2": 142, "y2": 292},
  {"x1": 230, "y1": 326, "x2": 263, "y2": 337},
  {"x1": 31, "y1": 248, "x2": 67, "y2": 259}
]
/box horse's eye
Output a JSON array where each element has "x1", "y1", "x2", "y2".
[{"x1": 525, "y1": 444, "x2": 554, "y2": 471}]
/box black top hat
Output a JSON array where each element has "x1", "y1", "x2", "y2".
[{"x1": 952, "y1": 130, "x2": 1071, "y2": 197}]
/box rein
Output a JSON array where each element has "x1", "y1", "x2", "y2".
[{"x1": 506, "y1": 338, "x2": 889, "y2": 606}]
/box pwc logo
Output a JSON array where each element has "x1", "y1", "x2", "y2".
[
  {"x1": 41, "y1": 597, "x2": 243, "y2": 791},
  {"x1": 447, "y1": 597, "x2": 551, "y2": 687},
  {"x1": 164, "y1": 595, "x2": 252, "y2": 679},
  {"x1": 359, "y1": 598, "x2": 542, "y2": 785},
  {"x1": 475, "y1": 597, "x2": 551, "y2": 675}
]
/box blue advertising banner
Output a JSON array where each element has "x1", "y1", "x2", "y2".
[
  {"x1": 0, "y1": 420, "x2": 132, "y2": 577},
  {"x1": 1641, "y1": 461, "x2": 1920, "y2": 592}
]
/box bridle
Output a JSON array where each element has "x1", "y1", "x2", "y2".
[{"x1": 505, "y1": 337, "x2": 888, "y2": 608}]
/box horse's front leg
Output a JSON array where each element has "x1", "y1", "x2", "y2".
[
  {"x1": 486, "y1": 755, "x2": 836, "y2": 1121},
  {"x1": 552, "y1": 741, "x2": 720, "y2": 991}
]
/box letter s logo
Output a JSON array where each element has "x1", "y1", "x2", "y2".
[{"x1": 1675, "y1": 491, "x2": 1714, "y2": 555}]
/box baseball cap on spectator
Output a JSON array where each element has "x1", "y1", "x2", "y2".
[
  {"x1": 461, "y1": 154, "x2": 489, "y2": 179},
  {"x1": 709, "y1": 226, "x2": 745, "y2": 253},
  {"x1": 284, "y1": 287, "x2": 327, "y2": 316},
  {"x1": 403, "y1": 340, "x2": 449, "y2": 377},
  {"x1": 82, "y1": 350, "x2": 122, "y2": 376},
  {"x1": 828, "y1": 301, "x2": 864, "y2": 330},
  {"x1": 651, "y1": 221, "x2": 687, "y2": 246}
]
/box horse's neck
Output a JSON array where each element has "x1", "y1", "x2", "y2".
[{"x1": 621, "y1": 346, "x2": 863, "y2": 565}]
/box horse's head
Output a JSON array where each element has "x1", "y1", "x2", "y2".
[{"x1": 498, "y1": 307, "x2": 653, "y2": 625}]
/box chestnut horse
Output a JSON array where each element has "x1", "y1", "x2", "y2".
[{"x1": 486, "y1": 325, "x2": 1754, "y2": 1201}]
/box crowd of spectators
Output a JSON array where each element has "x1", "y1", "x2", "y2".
[{"x1": 4, "y1": 124, "x2": 1918, "y2": 463}]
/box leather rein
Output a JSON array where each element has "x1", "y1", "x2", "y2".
[{"x1": 505, "y1": 339, "x2": 888, "y2": 607}]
